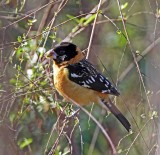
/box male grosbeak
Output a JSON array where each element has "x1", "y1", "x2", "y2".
[{"x1": 45, "y1": 42, "x2": 131, "y2": 132}]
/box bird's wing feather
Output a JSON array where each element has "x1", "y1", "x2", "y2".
[{"x1": 66, "y1": 59, "x2": 120, "y2": 96}]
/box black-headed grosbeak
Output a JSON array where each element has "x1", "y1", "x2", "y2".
[{"x1": 46, "y1": 42, "x2": 131, "y2": 132}]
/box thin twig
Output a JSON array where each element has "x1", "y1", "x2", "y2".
[
  {"x1": 36, "y1": 0, "x2": 54, "y2": 37},
  {"x1": 62, "y1": 0, "x2": 108, "y2": 42},
  {"x1": 62, "y1": 94, "x2": 118, "y2": 155},
  {"x1": 42, "y1": 0, "x2": 69, "y2": 48},
  {"x1": 0, "y1": 12, "x2": 96, "y2": 50},
  {"x1": 87, "y1": 109, "x2": 106, "y2": 155},
  {"x1": 0, "y1": 0, "x2": 62, "y2": 30},
  {"x1": 44, "y1": 105, "x2": 68, "y2": 154},
  {"x1": 48, "y1": 119, "x2": 68, "y2": 155},
  {"x1": 86, "y1": 0, "x2": 103, "y2": 59},
  {"x1": 126, "y1": 118, "x2": 152, "y2": 155}
]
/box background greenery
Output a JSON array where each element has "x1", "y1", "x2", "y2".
[{"x1": 0, "y1": 0, "x2": 160, "y2": 155}]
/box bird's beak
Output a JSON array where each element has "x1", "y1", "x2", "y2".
[
  {"x1": 41, "y1": 49, "x2": 57, "y2": 65},
  {"x1": 46, "y1": 49, "x2": 57, "y2": 59}
]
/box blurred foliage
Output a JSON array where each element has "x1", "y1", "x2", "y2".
[{"x1": 0, "y1": 0, "x2": 160, "y2": 155}]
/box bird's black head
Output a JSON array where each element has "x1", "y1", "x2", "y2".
[{"x1": 48, "y1": 42, "x2": 78, "y2": 64}]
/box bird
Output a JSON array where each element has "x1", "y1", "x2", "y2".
[{"x1": 45, "y1": 42, "x2": 131, "y2": 132}]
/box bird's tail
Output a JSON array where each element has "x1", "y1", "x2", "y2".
[{"x1": 100, "y1": 98, "x2": 131, "y2": 132}]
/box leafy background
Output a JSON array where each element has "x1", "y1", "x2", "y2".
[{"x1": 0, "y1": 0, "x2": 160, "y2": 155}]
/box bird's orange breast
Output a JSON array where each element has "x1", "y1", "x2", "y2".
[{"x1": 53, "y1": 64, "x2": 102, "y2": 105}]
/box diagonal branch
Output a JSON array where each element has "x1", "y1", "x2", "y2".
[
  {"x1": 118, "y1": 36, "x2": 160, "y2": 82},
  {"x1": 62, "y1": 93, "x2": 118, "y2": 155}
]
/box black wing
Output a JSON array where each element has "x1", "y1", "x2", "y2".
[{"x1": 66, "y1": 59, "x2": 120, "y2": 96}]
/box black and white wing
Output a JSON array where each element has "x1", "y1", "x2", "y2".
[{"x1": 66, "y1": 59, "x2": 120, "y2": 96}]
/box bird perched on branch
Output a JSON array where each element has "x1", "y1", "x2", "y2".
[{"x1": 45, "y1": 42, "x2": 131, "y2": 132}]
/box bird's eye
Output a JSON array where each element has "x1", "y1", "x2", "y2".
[{"x1": 59, "y1": 50, "x2": 65, "y2": 55}]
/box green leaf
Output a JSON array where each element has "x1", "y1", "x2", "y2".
[
  {"x1": 98, "y1": 10, "x2": 103, "y2": 14},
  {"x1": 9, "y1": 112, "x2": 16, "y2": 123},
  {"x1": 116, "y1": 29, "x2": 122, "y2": 35},
  {"x1": 17, "y1": 36, "x2": 22, "y2": 43},
  {"x1": 22, "y1": 33, "x2": 26, "y2": 40},
  {"x1": 66, "y1": 14, "x2": 80, "y2": 23},
  {"x1": 79, "y1": 17, "x2": 86, "y2": 24},
  {"x1": 156, "y1": 9, "x2": 160, "y2": 17},
  {"x1": 121, "y1": 2, "x2": 128, "y2": 10},
  {"x1": 28, "y1": 18, "x2": 37, "y2": 26},
  {"x1": 17, "y1": 65, "x2": 21, "y2": 71},
  {"x1": 135, "y1": 50, "x2": 140, "y2": 55},
  {"x1": 151, "y1": 111, "x2": 158, "y2": 119},
  {"x1": 49, "y1": 34, "x2": 56, "y2": 39},
  {"x1": 54, "y1": 149, "x2": 61, "y2": 155},
  {"x1": 18, "y1": 138, "x2": 33, "y2": 149},
  {"x1": 83, "y1": 14, "x2": 96, "y2": 26},
  {"x1": 10, "y1": 78, "x2": 17, "y2": 85},
  {"x1": 74, "y1": 117, "x2": 79, "y2": 125},
  {"x1": 117, "y1": 149, "x2": 122, "y2": 154}
]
